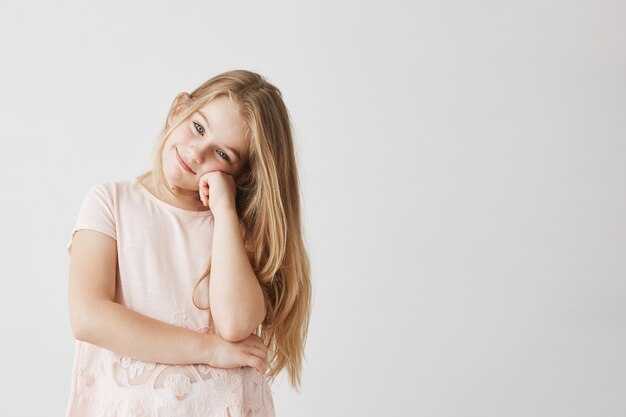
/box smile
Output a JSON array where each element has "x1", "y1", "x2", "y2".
[{"x1": 176, "y1": 148, "x2": 195, "y2": 174}]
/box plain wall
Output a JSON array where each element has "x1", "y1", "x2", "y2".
[{"x1": 1, "y1": 0, "x2": 624, "y2": 416}]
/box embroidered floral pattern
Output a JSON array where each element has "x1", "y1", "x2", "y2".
[
  {"x1": 196, "y1": 364, "x2": 211, "y2": 375},
  {"x1": 172, "y1": 310, "x2": 197, "y2": 330},
  {"x1": 117, "y1": 355, "x2": 157, "y2": 380},
  {"x1": 164, "y1": 373, "x2": 192, "y2": 398},
  {"x1": 67, "y1": 309, "x2": 275, "y2": 416},
  {"x1": 78, "y1": 367, "x2": 95, "y2": 388},
  {"x1": 120, "y1": 356, "x2": 132, "y2": 368},
  {"x1": 172, "y1": 309, "x2": 213, "y2": 334},
  {"x1": 128, "y1": 403, "x2": 147, "y2": 417}
]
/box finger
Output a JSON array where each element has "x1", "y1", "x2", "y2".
[
  {"x1": 245, "y1": 354, "x2": 265, "y2": 374},
  {"x1": 255, "y1": 342, "x2": 269, "y2": 355},
  {"x1": 244, "y1": 348, "x2": 268, "y2": 372},
  {"x1": 244, "y1": 346, "x2": 267, "y2": 360},
  {"x1": 245, "y1": 337, "x2": 268, "y2": 354},
  {"x1": 246, "y1": 346, "x2": 268, "y2": 362}
]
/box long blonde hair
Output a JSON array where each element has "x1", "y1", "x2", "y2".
[{"x1": 135, "y1": 69, "x2": 312, "y2": 390}]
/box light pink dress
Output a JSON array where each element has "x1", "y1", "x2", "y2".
[{"x1": 65, "y1": 179, "x2": 276, "y2": 417}]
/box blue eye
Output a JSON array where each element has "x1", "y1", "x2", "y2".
[
  {"x1": 194, "y1": 122, "x2": 230, "y2": 162},
  {"x1": 216, "y1": 150, "x2": 230, "y2": 161},
  {"x1": 193, "y1": 122, "x2": 205, "y2": 136}
]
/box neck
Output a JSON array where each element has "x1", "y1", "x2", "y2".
[{"x1": 141, "y1": 176, "x2": 210, "y2": 212}]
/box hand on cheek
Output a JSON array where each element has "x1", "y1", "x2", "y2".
[{"x1": 198, "y1": 171, "x2": 236, "y2": 213}]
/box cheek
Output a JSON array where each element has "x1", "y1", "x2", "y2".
[
  {"x1": 195, "y1": 167, "x2": 217, "y2": 178},
  {"x1": 199, "y1": 157, "x2": 230, "y2": 175},
  {"x1": 161, "y1": 148, "x2": 178, "y2": 176},
  {"x1": 164, "y1": 130, "x2": 184, "y2": 148}
]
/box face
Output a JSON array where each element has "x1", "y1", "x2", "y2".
[{"x1": 161, "y1": 94, "x2": 249, "y2": 198}]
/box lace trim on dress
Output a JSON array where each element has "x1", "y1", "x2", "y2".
[{"x1": 70, "y1": 309, "x2": 275, "y2": 417}]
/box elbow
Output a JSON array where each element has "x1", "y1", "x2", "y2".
[
  {"x1": 214, "y1": 302, "x2": 266, "y2": 343},
  {"x1": 70, "y1": 313, "x2": 89, "y2": 342},
  {"x1": 218, "y1": 325, "x2": 252, "y2": 343},
  {"x1": 217, "y1": 316, "x2": 264, "y2": 343},
  {"x1": 68, "y1": 301, "x2": 98, "y2": 343}
]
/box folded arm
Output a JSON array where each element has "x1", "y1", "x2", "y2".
[
  {"x1": 208, "y1": 207, "x2": 266, "y2": 342},
  {"x1": 68, "y1": 229, "x2": 216, "y2": 365}
]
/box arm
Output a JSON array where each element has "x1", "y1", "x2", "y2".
[
  {"x1": 209, "y1": 206, "x2": 266, "y2": 342},
  {"x1": 68, "y1": 229, "x2": 215, "y2": 365}
]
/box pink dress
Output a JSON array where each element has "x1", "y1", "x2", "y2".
[{"x1": 65, "y1": 179, "x2": 276, "y2": 417}]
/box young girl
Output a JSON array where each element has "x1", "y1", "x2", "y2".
[{"x1": 66, "y1": 69, "x2": 312, "y2": 417}]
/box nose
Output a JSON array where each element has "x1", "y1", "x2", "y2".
[
  {"x1": 187, "y1": 141, "x2": 218, "y2": 171},
  {"x1": 188, "y1": 143, "x2": 208, "y2": 165}
]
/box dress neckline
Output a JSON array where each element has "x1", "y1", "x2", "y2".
[{"x1": 133, "y1": 178, "x2": 213, "y2": 217}]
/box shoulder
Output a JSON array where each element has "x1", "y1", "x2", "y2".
[
  {"x1": 85, "y1": 181, "x2": 117, "y2": 198},
  {"x1": 87, "y1": 179, "x2": 137, "y2": 202},
  {"x1": 76, "y1": 180, "x2": 131, "y2": 219},
  {"x1": 79, "y1": 181, "x2": 113, "y2": 206}
]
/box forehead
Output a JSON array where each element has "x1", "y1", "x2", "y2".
[{"x1": 196, "y1": 95, "x2": 249, "y2": 150}]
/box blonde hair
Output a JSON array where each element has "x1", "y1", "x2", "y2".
[{"x1": 135, "y1": 69, "x2": 312, "y2": 390}]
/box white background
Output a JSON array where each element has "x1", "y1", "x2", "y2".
[{"x1": 1, "y1": 0, "x2": 625, "y2": 416}]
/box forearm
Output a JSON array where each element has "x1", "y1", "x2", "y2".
[
  {"x1": 75, "y1": 299, "x2": 214, "y2": 365},
  {"x1": 210, "y1": 207, "x2": 265, "y2": 341}
]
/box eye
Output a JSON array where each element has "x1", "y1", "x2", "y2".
[
  {"x1": 193, "y1": 122, "x2": 205, "y2": 136},
  {"x1": 216, "y1": 149, "x2": 230, "y2": 162}
]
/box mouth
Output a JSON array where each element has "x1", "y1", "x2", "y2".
[{"x1": 176, "y1": 148, "x2": 196, "y2": 174}]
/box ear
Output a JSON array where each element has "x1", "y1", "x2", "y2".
[{"x1": 167, "y1": 92, "x2": 192, "y2": 128}]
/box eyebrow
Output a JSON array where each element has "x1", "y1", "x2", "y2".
[{"x1": 196, "y1": 110, "x2": 242, "y2": 161}]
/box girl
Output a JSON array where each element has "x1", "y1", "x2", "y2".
[{"x1": 66, "y1": 69, "x2": 312, "y2": 417}]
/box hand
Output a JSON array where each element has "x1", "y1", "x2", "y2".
[
  {"x1": 206, "y1": 333, "x2": 269, "y2": 374},
  {"x1": 198, "y1": 171, "x2": 236, "y2": 215}
]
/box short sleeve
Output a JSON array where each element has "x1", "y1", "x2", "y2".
[{"x1": 67, "y1": 183, "x2": 117, "y2": 256}]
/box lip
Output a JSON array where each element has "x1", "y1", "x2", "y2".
[{"x1": 176, "y1": 148, "x2": 195, "y2": 174}]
